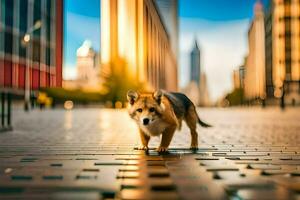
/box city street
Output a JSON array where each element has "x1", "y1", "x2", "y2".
[{"x1": 0, "y1": 108, "x2": 299, "y2": 199}]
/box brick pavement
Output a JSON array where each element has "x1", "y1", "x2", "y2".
[{"x1": 0, "y1": 108, "x2": 299, "y2": 199}]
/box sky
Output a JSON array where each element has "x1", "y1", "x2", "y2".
[
  {"x1": 178, "y1": 0, "x2": 269, "y2": 101},
  {"x1": 63, "y1": 0, "x2": 100, "y2": 80},
  {"x1": 63, "y1": 0, "x2": 269, "y2": 102}
]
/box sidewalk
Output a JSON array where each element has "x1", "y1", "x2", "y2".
[{"x1": 0, "y1": 108, "x2": 299, "y2": 199}]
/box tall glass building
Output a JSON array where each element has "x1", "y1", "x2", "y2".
[
  {"x1": 0, "y1": 0, "x2": 63, "y2": 93},
  {"x1": 101, "y1": 0, "x2": 178, "y2": 91}
]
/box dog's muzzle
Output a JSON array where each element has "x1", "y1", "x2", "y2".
[{"x1": 143, "y1": 118, "x2": 150, "y2": 125}]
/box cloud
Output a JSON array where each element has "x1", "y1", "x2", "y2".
[
  {"x1": 64, "y1": 11, "x2": 100, "y2": 71},
  {"x1": 179, "y1": 18, "x2": 250, "y2": 102},
  {"x1": 65, "y1": 12, "x2": 101, "y2": 50},
  {"x1": 63, "y1": 64, "x2": 77, "y2": 80}
]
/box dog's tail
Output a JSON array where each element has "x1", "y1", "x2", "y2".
[{"x1": 197, "y1": 115, "x2": 212, "y2": 128}]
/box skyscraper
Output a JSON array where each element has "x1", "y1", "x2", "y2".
[
  {"x1": 76, "y1": 40, "x2": 100, "y2": 90},
  {"x1": 63, "y1": 40, "x2": 101, "y2": 91},
  {"x1": 244, "y1": 0, "x2": 266, "y2": 100},
  {"x1": 265, "y1": 0, "x2": 300, "y2": 104},
  {"x1": 183, "y1": 40, "x2": 210, "y2": 106},
  {"x1": 155, "y1": 0, "x2": 178, "y2": 57},
  {"x1": 0, "y1": 0, "x2": 63, "y2": 91},
  {"x1": 190, "y1": 40, "x2": 201, "y2": 85},
  {"x1": 101, "y1": 0, "x2": 178, "y2": 91}
]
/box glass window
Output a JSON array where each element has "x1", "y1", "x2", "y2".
[
  {"x1": 50, "y1": 48, "x2": 55, "y2": 67},
  {"x1": 46, "y1": 0, "x2": 51, "y2": 43},
  {"x1": 33, "y1": 0, "x2": 41, "y2": 37},
  {"x1": 4, "y1": 0, "x2": 13, "y2": 54},
  {"x1": 0, "y1": 0, "x2": 4, "y2": 53},
  {"x1": 32, "y1": 40, "x2": 40, "y2": 62},
  {"x1": 46, "y1": 46, "x2": 51, "y2": 66},
  {"x1": 19, "y1": 0, "x2": 28, "y2": 58},
  {"x1": 285, "y1": 59, "x2": 291, "y2": 74},
  {"x1": 285, "y1": 36, "x2": 291, "y2": 50},
  {"x1": 19, "y1": 0, "x2": 28, "y2": 34},
  {"x1": 4, "y1": 32, "x2": 12, "y2": 54},
  {"x1": 4, "y1": 0, "x2": 13, "y2": 27}
]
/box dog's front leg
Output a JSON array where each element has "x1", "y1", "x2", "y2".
[
  {"x1": 157, "y1": 125, "x2": 176, "y2": 152},
  {"x1": 138, "y1": 129, "x2": 150, "y2": 150}
]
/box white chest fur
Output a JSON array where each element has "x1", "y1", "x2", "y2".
[{"x1": 140, "y1": 120, "x2": 169, "y2": 137}]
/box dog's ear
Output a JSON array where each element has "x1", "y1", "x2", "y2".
[
  {"x1": 127, "y1": 90, "x2": 139, "y2": 105},
  {"x1": 153, "y1": 90, "x2": 163, "y2": 104}
]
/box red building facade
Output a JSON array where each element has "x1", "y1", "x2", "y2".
[{"x1": 0, "y1": 0, "x2": 63, "y2": 94}]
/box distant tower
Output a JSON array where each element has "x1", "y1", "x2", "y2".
[
  {"x1": 77, "y1": 40, "x2": 96, "y2": 81},
  {"x1": 76, "y1": 40, "x2": 100, "y2": 90},
  {"x1": 244, "y1": 0, "x2": 265, "y2": 101},
  {"x1": 190, "y1": 40, "x2": 201, "y2": 85}
]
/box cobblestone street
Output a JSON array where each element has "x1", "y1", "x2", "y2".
[{"x1": 0, "y1": 108, "x2": 299, "y2": 199}]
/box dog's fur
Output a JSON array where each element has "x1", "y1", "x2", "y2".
[{"x1": 127, "y1": 90, "x2": 211, "y2": 152}]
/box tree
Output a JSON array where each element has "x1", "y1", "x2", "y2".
[
  {"x1": 101, "y1": 58, "x2": 145, "y2": 106},
  {"x1": 225, "y1": 88, "x2": 244, "y2": 106}
]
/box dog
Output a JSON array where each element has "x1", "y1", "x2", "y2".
[{"x1": 127, "y1": 90, "x2": 211, "y2": 152}]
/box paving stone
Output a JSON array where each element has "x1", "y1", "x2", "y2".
[
  {"x1": 120, "y1": 189, "x2": 148, "y2": 200},
  {"x1": 247, "y1": 164, "x2": 282, "y2": 170},
  {"x1": 234, "y1": 187, "x2": 295, "y2": 200},
  {"x1": 0, "y1": 108, "x2": 299, "y2": 199},
  {"x1": 206, "y1": 166, "x2": 240, "y2": 172}
]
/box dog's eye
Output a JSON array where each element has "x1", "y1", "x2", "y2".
[
  {"x1": 149, "y1": 107, "x2": 155, "y2": 112},
  {"x1": 137, "y1": 108, "x2": 143, "y2": 113}
]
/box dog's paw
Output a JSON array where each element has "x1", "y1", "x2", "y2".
[
  {"x1": 136, "y1": 145, "x2": 148, "y2": 150},
  {"x1": 156, "y1": 146, "x2": 168, "y2": 153}
]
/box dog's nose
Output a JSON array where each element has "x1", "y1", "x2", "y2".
[{"x1": 143, "y1": 118, "x2": 150, "y2": 125}]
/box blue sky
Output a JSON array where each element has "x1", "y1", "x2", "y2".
[
  {"x1": 178, "y1": 0, "x2": 269, "y2": 101},
  {"x1": 64, "y1": 0, "x2": 269, "y2": 101},
  {"x1": 63, "y1": 0, "x2": 100, "y2": 79},
  {"x1": 179, "y1": 0, "x2": 269, "y2": 20}
]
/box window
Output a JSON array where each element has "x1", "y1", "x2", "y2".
[
  {"x1": 19, "y1": 0, "x2": 28, "y2": 33},
  {"x1": 33, "y1": 0, "x2": 41, "y2": 37},
  {"x1": 285, "y1": 59, "x2": 291, "y2": 74},
  {"x1": 4, "y1": 0, "x2": 13, "y2": 27},
  {"x1": 50, "y1": 48, "x2": 55, "y2": 66},
  {"x1": 4, "y1": 32, "x2": 12, "y2": 54},
  {"x1": 32, "y1": 40, "x2": 40, "y2": 62},
  {"x1": 285, "y1": 35, "x2": 291, "y2": 50},
  {"x1": 46, "y1": 0, "x2": 51, "y2": 43},
  {"x1": 19, "y1": 0, "x2": 28, "y2": 58},
  {"x1": 4, "y1": 0, "x2": 13, "y2": 54},
  {"x1": 46, "y1": 46, "x2": 51, "y2": 66}
]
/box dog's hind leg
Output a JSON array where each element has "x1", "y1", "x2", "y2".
[
  {"x1": 184, "y1": 106, "x2": 199, "y2": 150},
  {"x1": 177, "y1": 118, "x2": 183, "y2": 130}
]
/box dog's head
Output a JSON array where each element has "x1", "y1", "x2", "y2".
[{"x1": 127, "y1": 90, "x2": 165, "y2": 126}]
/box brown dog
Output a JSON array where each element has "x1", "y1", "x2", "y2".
[{"x1": 127, "y1": 90, "x2": 211, "y2": 152}]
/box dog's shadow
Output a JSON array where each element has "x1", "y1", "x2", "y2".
[{"x1": 134, "y1": 147, "x2": 200, "y2": 155}]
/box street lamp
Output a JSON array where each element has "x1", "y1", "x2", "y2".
[{"x1": 23, "y1": 20, "x2": 42, "y2": 111}]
